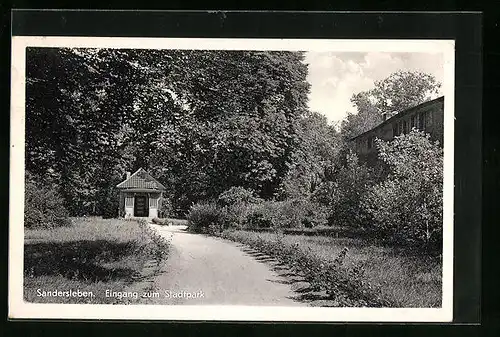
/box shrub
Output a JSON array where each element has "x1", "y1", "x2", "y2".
[
  {"x1": 361, "y1": 130, "x2": 443, "y2": 251},
  {"x1": 243, "y1": 199, "x2": 328, "y2": 230},
  {"x1": 157, "y1": 197, "x2": 173, "y2": 218},
  {"x1": 219, "y1": 202, "x2": 252, "y2": 229},
  {"x1": 152, "y1": 217, "x2": 167, "y2": 225},
  {"x1": 300, "y1": 200, "x2": 329, "y2": 228},
  {"x1": 24, "y1": 171, "x2": 71, "y2": 229},
  {"x1": 217, "y1": 186, "x2": 261, "y2": 207},
  {"x1": 244, "y1": 201, "x2": 277, "y2": 229},
  {"x1": 216, "y1": 187, "x2": 262, "y2": 229},
  {"x1": 272, "y1": 199, "x2": 328, "y2": 229},
  {"x1": 99, "y1": 187, "x2": 119, "y2": 219},
  {"x1": 186, "y1": 200, "x2": 223, "y2": 233},
  {"x1": 312, "y1": 151, "x2": 374, "y2": 228}
]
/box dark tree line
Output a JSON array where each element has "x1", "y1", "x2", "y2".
[{"x1": 26, "y1": 48, "x2": 334, "y2": 216}]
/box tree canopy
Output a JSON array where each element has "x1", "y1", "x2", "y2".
[{"x1": 26, "y1": 48, "x2": 321, "y2": 215}]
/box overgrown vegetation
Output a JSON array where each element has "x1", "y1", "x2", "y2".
[
  {"x1": 185, "y1": 130, "x2": 443, "y2": 307},
  {"x1": 187, "y1": 186, "x2": 328, "y2": 234},
  {"x1": 221, "y1": 230, "x2": 441, "y2": 307},
  {"x1": 24, "y1": 171, "x2": 71, "y2": 229},
  {"x1": 362, "y1": 131, "x2": 443, "y2": 250},
  {"x1": 188, "y1": 130, "x2": 443, "y2": 254},
  {"x1": 24, "y1": 218, "x2": 169, "y2": 304},
  {"x1": 311, "y1": 149, "x2": 374, "y2": 228}
]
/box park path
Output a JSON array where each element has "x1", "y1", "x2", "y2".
[{"x1": 142, "y1": 224, "x2": 303, "y2": 306}]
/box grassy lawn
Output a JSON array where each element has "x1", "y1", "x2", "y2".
[
  {"x1": 24, "y1": 217, "x2": 169, "y2": 304},
  {"x1": 223, "y1": 230, "x2": 441, "y2": 308}
]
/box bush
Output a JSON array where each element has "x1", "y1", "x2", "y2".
[
  {"x1": 216, "y1": 187, "x2": 262, "y2": 229},
  {"x1": 186, "y1": 200, "x2": 223, "y2": 233},
  {"x1": 244, "y1": 201, "x2": 276, "y2": 229},
  {"x1": 24, "y1": 171, "x2": 71, "y2": 229},
  {"x1": 312, "y1": 151, "x2": 374, "y2": 228},
  {"x1": 361, "y1": 130, "x2": 443, "y2": 250},
  {"x1": 99, "y1": 188, "x2": 119, "y2": 219},
  {"x1": 187, "y1": 189, "x2": 328, "y2": 233},
  {"x1": 217, "y1": 186, "x2": 261, "y2": 207},
  {"x1": 157, "y1": 196, "x2": 173, "y2": 218},
  {"x1": 272, "y1": 199, "x2": 328, "y2": 229},
  {"x1": 243, "y1": 199, "x2": 328, "y2": 230}
]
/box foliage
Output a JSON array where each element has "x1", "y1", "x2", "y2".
[
  {"x1": 217, "y1": 186, "x2": 261, "y2": 207},
  {"x1": 186, "y1": 201, "x2": 224, "y2": 233},
  {"x1": 157, "y1": 197, "x2": 173, "y2": 218},
  {"x1": 369, "y1": 70, "x2": 442, "y2": 114},
  {"x1": 222, "y1": 230, "x2": 394, "y2": 307},
  {"x1": 24, "y1": 171, "x2": 71, "y2": 229},
  {"x1": 340, "y1": 92, "x2": 384, "y2": 140},
  {"x1": 214, "y1": 187, "x2": 262, "y2": 229},
  {"x1": 279, "y1": 111, "x2": 342, "y2": 199},
  {"x1": 26, "y1": 48, "x2": 311, "y2": 216},
  {"x1": 243, "y1": 199, "x2": 328, "y2": 230},
  {"x1": 243, "y1": 201, "x2": 280, "y2": 229},
  {"x1": 312, "y1": 150, "x2": 374, "y2": 228},
  {"x1": 98, "y1": 186, "x2": 119, "y2": 219},
  {"x1": 361, "y1": 130, "x2": 443, "y2": 250},
  {"x1": 341, "y1": 70, "x2": 441, "y2": 139},
  {"x1": 26, "y1": 48, "x2": 142, "y2": 216},
  {"x1": 151, "y1": 217, "x2": 188, "y2": 226}
]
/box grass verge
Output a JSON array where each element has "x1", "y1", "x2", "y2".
[
  {"x1": 221, "y1": 230, "x2": 441, "y2": 308},
  {"x1": 24, "y1": 217, "x2": 169, "y2": 304}
]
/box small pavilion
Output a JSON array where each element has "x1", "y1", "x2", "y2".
[{"x1": 115, "y1": 168, "x2": 166, "y2": 218}]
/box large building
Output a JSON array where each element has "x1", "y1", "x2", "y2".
[{"x1": 350, "y1": 96, "x2": 444, "y2": 162}]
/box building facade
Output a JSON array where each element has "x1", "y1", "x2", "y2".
[
  {"x1": 115, "y1": 168, "x2": 166, "y2": 218},
  {"x1": 351, "y1": 96, "x2": 444, "y2": 163}
]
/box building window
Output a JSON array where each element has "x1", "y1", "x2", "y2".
[
  {"x1": 149, "y1": 197, "x2": 158, "y2": 208},
  {"x1": 125, "y1": 196, "x2": 134, "y2": 207},
  {"x1": 424, "y1": 110, "x2": 433, "y2": 130},
  {"x1": 367, "y1": 136, "x2": 374, "y2": 149},
  {"x1": 403, "y1": 120, "x2": 409, "y2": 134},
  {"x1": 411, "y1": 114, "x2": 419, "y2": 130},
  {"x1": 419, "y1": 112, "x2": 425, "y2": 130},
  {"x1": 393, "y1": 122, "x2": 403, "y2": 136}
]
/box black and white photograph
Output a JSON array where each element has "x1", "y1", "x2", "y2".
[{"x1": 9, "y1": 36, "x2": 455, "y2": 322}]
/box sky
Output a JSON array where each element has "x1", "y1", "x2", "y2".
[{"x1": 304, "y1": 51, "x2": 444, "y2": 124}]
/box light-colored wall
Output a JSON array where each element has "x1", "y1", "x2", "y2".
[
  {"x1": 148, "y1": 192, "x2": 160, "y2": 218},
  {"x1": 124, "y1": 193, "x2": 135, "y2": 218}
]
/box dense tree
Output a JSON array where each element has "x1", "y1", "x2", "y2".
[
  {"x1": 26, "y1": 48, "x2": 311, "y2": 215},
  {"x1": 145, "y1": 51, "x2": 311, "y2": 211},
  {"x1": 26, "y1": 48, "x2": 146, "y2": 214},
  {"x1": 278, "y1": 111, "x2": 341, "y2": 199},
  {"x1": 361, "y1": 131, "x2": 443, "y2": 250}
]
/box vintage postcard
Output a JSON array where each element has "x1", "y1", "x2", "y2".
[{"x1": 9, "y1": 36, "x2": 455, "y2": 321}]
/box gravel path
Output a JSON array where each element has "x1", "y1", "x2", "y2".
[{"x1": 143, "y1": 224, "x2": 302, "y2": 306}]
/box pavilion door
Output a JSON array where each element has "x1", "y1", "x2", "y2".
[{"x1": 134, "y1": 195, "x2": 149, "y2": 217}]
